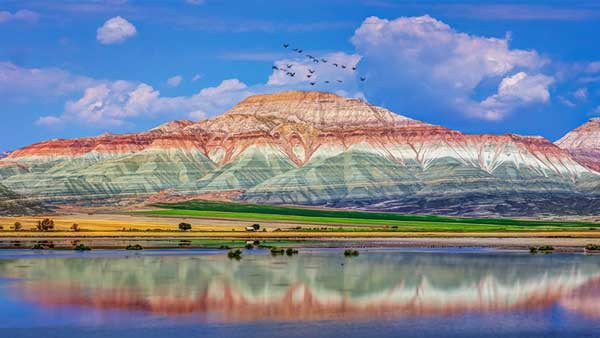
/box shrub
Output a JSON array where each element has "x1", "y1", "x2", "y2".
[
  {"x1": 344, "y1": 249, "x2": 359, "y2": 257},
  {"x1": 36, "y1": 219, "x2": 54, "y2": 231},
  {"x1": 529, "y1": 246, "x2": 538, "y2": 253},
  {"x1": 252, "y1": 223, "x2": 260, "y2": 231},
  {"x1": 126, "y1": 244, "x2": 143, "y2": 250},
  {"x1": 538, "y1": 245, "x2": 554, "y2": 251},
  {"x1": 74, "y1": 244, "x2": 92, "y2": 251},
  {"x1": 285, "y1": 248, "x2": 299, "y2": 256},
  {"x1": 227, "y1": 249, "x2": 242, "y2": 260},
  {"x1": 245, "y1": 243, "x2": 254, "y2": 250},
  {"x1": 270, "y1": 247, "x2": 285, "y2": 255},
  {"x1": 585, "y1": 244, "x2": 600, "y2": 251},
  {"x1": 178, "y1": 222, "x2": 192, "y2": 231},
  {"x1": 13, "y1": 222, "x2": 22, "y2": 231},
  {"x1": 219, "y1": 245, "x2": 231, "y2": 250},
  {"x1": 71, "y1": 223, "x2": 80, "y2": 232}
]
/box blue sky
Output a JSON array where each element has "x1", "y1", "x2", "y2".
[{"x1": 1, "y1": 0, "x2": 600, "y2": 150}]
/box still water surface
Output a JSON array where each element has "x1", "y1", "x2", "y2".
[{"x1": 1, "y1": 248, "x2": 600, "y2": 337}]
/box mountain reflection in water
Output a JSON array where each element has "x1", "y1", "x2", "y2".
[{"x1": 1, "y1": 250, "x2": 600, "y2": 322}]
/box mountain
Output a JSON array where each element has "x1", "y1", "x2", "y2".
[
  {"x1": 0, "y1": 151, "x2": 9, "y2": 160},
  {"x1": 556, "y1": 118, "x2": 600, "y2": 173},
  {"x1": 1, "y1": 90, "x2": 598, "y2": 216}
]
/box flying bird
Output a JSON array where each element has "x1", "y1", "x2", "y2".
[
  {"x1": 272, "y1": 66, "x2": 279, "y2": 70},
  {"x1": 308, "y1": 69, "x2": 315, "y2": 74},
  {"x1": 298, "y1": 49, "x2": 303, "y2": 53},
  {"x1": 307, "y1": 55, "x2": 314, "y2": 59},
  {"x1": 286, "y1": 64, "x2": 293, "y2": 68},
  {"x1": 337, "y1": 79, "x2": 343, "y2": 83},
  {"x1": 310, "y1": 82, "x2": 316, "y2": 86},
  {"x1": 283, "y1": 43, "x2": 289, "y2": 48},
  {"x1": 360, "y1": 76, "x2": 366, "y2": 81},
  {"x1": 324, "y1": 80, "x2": 330, "y2": 83},
  {"x1": 341, "y1": 65, "x2": 346, "y2": 69},
  {"x1": 321, "y1": 59, "x2": 327, "y2": 63},
  {"x1": 292, "y1": 48, "x2": 299, "y2": 52},
  {"x1": 333, "y1": 63, "x2": 338, "y2": 67},
  {"x1": 352, "y1": 66, "x2": 357, "y2": 71},
  {"x1": 307, "y1": 74, "x2": 312, "y2": 78},
  {"x1": 313, "y1": 59, "x2": 319, "y2": 63},
  {"x1": 287, "y1": 72, "x2": 295, "y2": 77}
]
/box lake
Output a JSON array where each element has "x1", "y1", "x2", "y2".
[{"x1": 1, "y1": 248, "x2": 600, "y2": 337}]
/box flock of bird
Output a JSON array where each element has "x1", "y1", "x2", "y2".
[{"x1": 271, "y1": 43, "x2": 366, "y2": 86}]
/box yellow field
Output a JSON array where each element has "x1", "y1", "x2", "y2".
[{"x1": 1, "y1": 213, "x2": 600, "y2": 240}]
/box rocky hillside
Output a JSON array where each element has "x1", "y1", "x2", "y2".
[
  {"x1": 1, "y1": 91, "x2": 598, "y2": 216},
  {"x1": 0, "y1": 183, "x2": 48, "y2": 216},
  {"x1": 556, "y1": 118, "x2": 600, "y2": 173}
]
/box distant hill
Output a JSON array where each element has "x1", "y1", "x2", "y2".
[{"x1": 0, "y1": 90, "x2": 598, "y2": 216}]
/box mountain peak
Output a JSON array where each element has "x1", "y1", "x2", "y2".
[
  {"x1": 555, "y1": 118, "x2": 600, "y2": 172},
  {"x1": 221, "y1": 90, "x2": 417, "y2": 129},
  {"x1": 150, "y1": 120, "x2": 195, "y2": 133}
]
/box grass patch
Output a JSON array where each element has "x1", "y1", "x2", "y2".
[{"x1": 141, "y1": 200, "x2": 599, "y2": 232}]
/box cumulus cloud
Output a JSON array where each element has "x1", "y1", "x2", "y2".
[
  {"x1": 475, "y1": 72, "x2": 554, "y2": 120},
  {"x1": 186, "y1": 0, "x2": 205, "y2": 5},
  {"x1": 0, "y1": 9, "x2": 39, "y2": 23},
  {"x1": 166, "y1": 75, "x2": 183, "y2": 87},
  {"x1": 192, "y1": 73, "x2": 203, "y2": 82},
  {"x1": 96, "y1": 16, "x2": 137, "y2": 44},
  {"x1": 351, "y1": 15, "x2": 553, "y2": 120}
]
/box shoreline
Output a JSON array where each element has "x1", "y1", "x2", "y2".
[{"x1": 2, "y1": 235, "x2": 600, "y2": 252}]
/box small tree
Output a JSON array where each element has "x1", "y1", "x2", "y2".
[
  {"x1": 71, "y1": 223, "x2": 80, "y2": 232},
  {"x1": 13, "y1": 222, "x2": 22, "y2": 231},
  {"x1": 36, "y1": 219, "x2": 54, "y2": 231},
  {"x1": 252, "y1": 223, "x2": 260, "y2": 231},
  {"x1": 178, "y1": 222, "x2": 192, "y2": 231}
]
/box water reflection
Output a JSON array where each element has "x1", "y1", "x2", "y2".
[{"x1": 1, "y1": 250, "x2": 600, "y2": 322}]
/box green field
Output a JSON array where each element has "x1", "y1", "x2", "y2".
[{"x1": 142, "y1": 200, "x2": 599, "y2": 232}]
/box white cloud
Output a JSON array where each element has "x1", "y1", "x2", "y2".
[
  {"x1": 35, "y1": 116, "x2": 63, "y2": 127},
  {"x1": 593, "y1": 106, "x2": 600, "y2": 116},
  {"x1": 192, "y1": 74, "x2": 203, "y2": 82},
  {"x1": 0, "y1": 62, "x2": 99, "y2": 99},
  {"x1": 573, "y1": 87, "x2": 588, "y2": 100},
  {"x1": 166, "y1": 75, "x2": 183, "y2": 87},
  {"x1": 186, "y1": 0, "x2": 205, "y2": 5},
  {"x1": 42, "y1": 78, "x2": 252, "y2": 127},
  {"x1": 96, "y1": 16, "x2": 137, "y2": 44},
  {"x1": 475, "y1": 72, "x2": 554, "y2": 120},
  {"x1": 351, "y1": 15, "x2": 552, "y2": 120},
  {"x1": 0, "y1": 9, "x2": 39, "y2": 23}
]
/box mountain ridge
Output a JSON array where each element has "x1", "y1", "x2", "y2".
[{"x1": 1, "y1": 90, "x2": 598, "y2": 216}]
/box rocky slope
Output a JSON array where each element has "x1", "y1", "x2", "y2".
[
  {"x1": 0, "y1": 183, "x2": 48, "y2": 215},
  {"x1": 1, "y1": 91, "x2": 598, "y2": 216},
  {"x1": 556, "y1": 118, "x2": 600, "y2": 173}
]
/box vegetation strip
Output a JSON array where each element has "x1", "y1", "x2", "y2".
[{"x1": 144, "y1": 200, "x2": 599, "y2": 231}]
